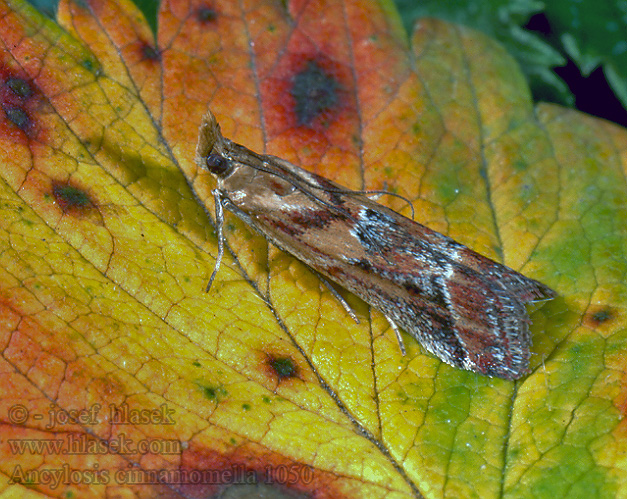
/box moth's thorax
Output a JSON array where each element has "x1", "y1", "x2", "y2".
[{"x1": 218, "y1": 160, "x2": 298, "y2": 209}]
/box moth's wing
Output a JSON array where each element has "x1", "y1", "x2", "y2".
[
  {"x1": 394, "y1": 258, "x2": 535, "y2": 379},
  {"x1": 404, "y1": 220, "x2": 556, "y2": 301},
  {"x1": 354, "y1": 203, "x2": 555, "y2": 379},
  {"x1": 214, "y1": 149, "x2": 554, "y2": 379}
]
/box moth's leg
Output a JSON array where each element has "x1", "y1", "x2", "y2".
[
  {"x1": 206, "y1": 189, "x2": 226, "y2": 292},
  {"x1": 310, "y1": 270, "x2": 360, "y2": 324},
  {"x1": 385, "y1": 316, "x2": 406, "y2": 355},
  {"x1": 208, "y1": 190, "x2": 360, "y2": 324}
]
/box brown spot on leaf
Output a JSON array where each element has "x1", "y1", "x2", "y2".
[
  {"x1": 586, "y1": 307, "x2": 614, "y2": 328},
  {"x1": 592, "y1": 309, "x2": 611, "y2": 323},
  {"x1": 141, "y1": 43, "x2": 161, "y2": 62},
  {"x1": 197, "y1": 5, "x2": 218, "y2": 23},
  {"x1": 51, "y1": 182, "x2": 95, "y2": 215},
  {"x1": 88, "y1": 373, "x2": 126, "y2": 400},
  {"x1": 267, "y1": 355, "x2": 298, "y2": 382}
]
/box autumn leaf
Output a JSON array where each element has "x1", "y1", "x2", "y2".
[{"x1": 0, "y1": 0, "x2": 625, "y2": 498}]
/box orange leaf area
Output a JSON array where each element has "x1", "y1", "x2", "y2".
[{"x1": 0, "y1": 0, "x2": 625, "y2": 497}]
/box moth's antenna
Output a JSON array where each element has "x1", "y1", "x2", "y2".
[{"x1": 355, "y1": 189, "x2": 415, "y2": 220}]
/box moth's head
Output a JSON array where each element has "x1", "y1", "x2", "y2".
[
  {"x1": 203, "y1": 154, "x2": 233, "y2": 178},
  {"x1": 195, "y1": 110, "x2": 232, "y2": 178}
]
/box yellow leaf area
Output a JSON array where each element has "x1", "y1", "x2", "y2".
[{"x1": 0, "y1": 0, "x2": 624, "y2": 498}]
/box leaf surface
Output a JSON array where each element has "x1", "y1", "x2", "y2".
[{"x1": 0, "y1": 1, "x2": 624, "y2": 498}]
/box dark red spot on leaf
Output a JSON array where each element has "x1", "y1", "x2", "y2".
[
  {"x1": 3, "y1": 105, "x2": 30, "y2": 130},
  {"x1": 6, "y1": 77, "x2": 32, "y2": 98},
  {"x1": 0, "y1": 69, "x2": 45, "y2": 142},
  {"x1": 179, "y1": 446, "x2": 341, "y2": 497},
  {"x1": 52, "y1": 182, "x2": 95, "y2": 214},
  {"x1": 291, "y1": 61, "x2": 339, "y2": 126},
  {"x1": 261, "y1": 54, "x2": 355, "y2": 146}
]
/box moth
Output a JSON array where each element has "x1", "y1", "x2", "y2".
[{"x1": 194, "y1": 111, "x2": 555, "y2": 380}]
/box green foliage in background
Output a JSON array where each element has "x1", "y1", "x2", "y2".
[
  {"x1": 545, "y1": 0, "x2": 627, "y2": 108},
  {"x1": 395, "y1": 0, "x2": 627, "y2": 112}
]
